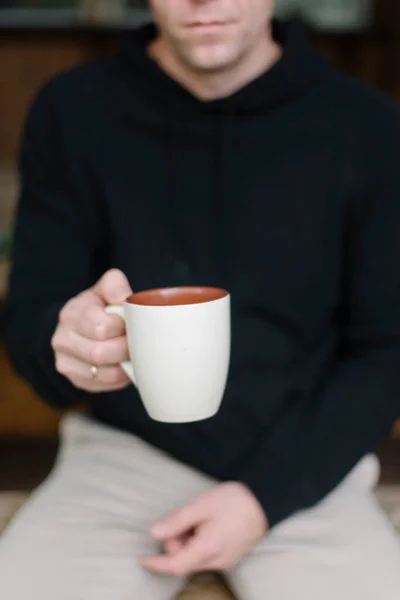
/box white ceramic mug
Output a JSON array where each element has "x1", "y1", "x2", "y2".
[{"x1": 105, "y1": 286, "x2": 231, "y2": 423}]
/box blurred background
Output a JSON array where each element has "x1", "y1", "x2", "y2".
[{"x1": 0, "y1": 0, "x2": 399, "y2": 537}]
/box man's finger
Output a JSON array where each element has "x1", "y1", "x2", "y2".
[
  {"x1": 164, "y1": 539, "x2": 183, "y2": 556},
  {"x1": 54, "y1": 353, "x2": 131, "y2": 392},
  {"x1": 53, "y1": 325, "x2": 129, "y2": 366},
  {"x1": 92, "y1": 269, "x2": 132, "y2": 305},
  {"x1": 164, "y1": 531, "x2": 193, "y2": 556},
  {"x1": 143, "y1": 528, "x2": 212, "y2": 576},
  {"x1": 59, "y1": 290, "x2": 103, "y2": 326},
  {"x1": 151, "y1": 502, "x2": 204, "y2": 541},
  {"x1": 75, "y1": 304, "x2": 126, "y2": 340}
]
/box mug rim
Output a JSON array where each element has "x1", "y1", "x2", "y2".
[{"x1": 125, "y1": 286, "x2": 229, "y2": 307}]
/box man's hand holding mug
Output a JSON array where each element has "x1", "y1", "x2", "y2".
[{"x1": 51, "y1": 269, "x2": 133, "y2": 393}]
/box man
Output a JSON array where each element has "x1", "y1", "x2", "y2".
[{"x1": 1, "y1": 0, "x2": 400, "y2": 598}]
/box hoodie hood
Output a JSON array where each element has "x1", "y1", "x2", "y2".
[
  {"x1": 115, "y1": 19, "x2": 331, "y2": 286},
  {"x1": 117, "y1": 18, "x2": 329, "y2": 116}
]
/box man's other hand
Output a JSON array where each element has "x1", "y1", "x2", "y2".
[{"x1": 143, "y1": 482, "x2": 268, "y2": 576}]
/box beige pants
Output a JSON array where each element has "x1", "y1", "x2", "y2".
[{"x1": 1, "y1": 413, "x2": 400, "y2": 600}]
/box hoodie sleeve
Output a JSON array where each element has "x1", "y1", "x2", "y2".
[
  {"x1": 235, "y1": 103, "x2": 400, "y2": 528},
  {"x1": 3, "y1": 79, "x2": 104, "y2": 409}
]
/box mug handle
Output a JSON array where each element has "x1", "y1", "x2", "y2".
[{"x1": 104, "y1": 305, "x2": 137, "y2": 385}]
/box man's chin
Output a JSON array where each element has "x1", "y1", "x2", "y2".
[{"x1": 183, "y1": 48, "x2": 236, "y2": 74}]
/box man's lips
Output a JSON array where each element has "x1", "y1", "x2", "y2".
[{"x1": 185, "y1": 21, "x2": 234, "y2": 29}]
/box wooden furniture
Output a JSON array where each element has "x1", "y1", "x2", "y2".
[{"x1": 0, "y1": 343, "x2": 62, "y2": 437}]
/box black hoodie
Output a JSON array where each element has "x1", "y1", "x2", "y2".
[{"x1": 4, "y1": 20, "x2": 400, "y2": 527}]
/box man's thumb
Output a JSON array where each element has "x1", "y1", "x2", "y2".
[{"x1": 93, "y1": 269, "x2": 133, "y2": 305}]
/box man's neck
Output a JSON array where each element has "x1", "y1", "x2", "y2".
[{"x1": 148, "y1": 31, "x2": 282, "y2": 101}]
